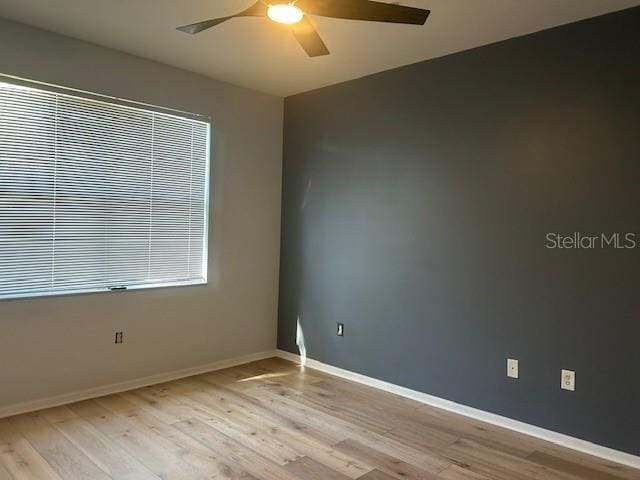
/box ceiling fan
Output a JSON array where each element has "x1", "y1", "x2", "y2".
[{"x1": 177, "y1": 0, "x2": 430, "y2": 57}]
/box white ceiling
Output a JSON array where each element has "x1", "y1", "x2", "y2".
[{"x1": 0, "y1": 0, "x2": 638, "y2": 97}]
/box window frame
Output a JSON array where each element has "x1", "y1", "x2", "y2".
[{"x1": 0, "y1": 74, "x2": 212, "y2": 301}]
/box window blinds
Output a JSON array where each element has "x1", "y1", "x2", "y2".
[{"x1": 0, "y1": 80, "x2": 209, "y2": 299}]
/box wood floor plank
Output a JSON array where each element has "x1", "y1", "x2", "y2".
[
  {"x1": 251, "y1": 381, "x2": 391, "y2": 434},
  {"x1": 124, "y1": 411, "x2": 259, "y2": 480},
  {"x1": 154, "y1": 383, "x2": 304, "y2": 466},
  {"x1": 181, "y1": 376, "x2": 343, "y2": 447},
  {"x1": 0, "y1": 461, "x2": 11, "y2": 480},
  {"x1": 66, "y1": 399, "x2": 108, "y2": 419},
  {"x1": 173, "y1": 417, "x2": 299, "y2": 480},
  {"x1": 526, "y1": 451, "x2": 630, "y2": 480},
  {"x1": 412, "y1": 406, "x2": 539, "y2": 458},
  {"x1": 304, "y1": 379, "x2": 423, "y2": 417},
  {"x1": 532, "y1": 446, "x2": 640, "y2": 480},
  {"x1": 38, "y1": 406, "x2": 79, "y2": 425},
  {"x1": 188, "y1": 408, "x2": 301, "y2": 466},
  {"x1": 384, "y1": 425, "x2": 458, "y2": 452},
  {"x1": 439, "y1": 438, "x2": 579, "y2": 480},
  {"x1": 219, "y1": 359, "x2": 326, "y2": 388},
  {"x1": 297, "y1": 390, "x2": 398, "y2": 434},
  {"x1": 93, "y1": 394, "x2": 138, "y2": 415},
  {"x1": 184, "y1": 384, "x2": 372, "y2": 476},
  {"x1": 1, "y1": 358, "x2": 638, "y2": 480},
  {"x1": 109, "y1": 405, "x2": 254, "y2": 480},
  {"x1": 137, "y1": 418, "x2": 258, "y2": 480},
  {"x1": 245, "y1": 385, "x2": 451, "y2": 474},
  {"x1": 52, "y1": 416, "x2": 160, "y2": 480},
  {"x1": 0, "y1": 418, "x2": 64, "y2": 480},
  {"x1": 437, "y1": 465, "x2": 491, "y2": 479},
  {"x1": 283, "y1": 456, "x2": 351, "y2": 480},
  {"x1": 121, "y1": 387, "x2": 199, "y2": 424},
  {"x1": 358, "y1": 470, "x2": 403, "y2": 480},
  {"x1": 312, "y1": 375, "x2": 425, "y2": 410},
  {"x1": 8, "y1": 413, "x2": 111, "y2": 480},
  {"x1": 532, "y1": 447, "x2": 640, "y2": 480},
  {"x1": 68, "y1": 401, "x2": 209, "y2": 480},
  {"x1": 336, "y1": 438, "x2": 439, "y2": 480},
  {"x1": 173, "y1": 378, "x2": 373, "y2": 478},
  {"x1": 240, "y1": 385, "x2": 349, "y2": 445}
]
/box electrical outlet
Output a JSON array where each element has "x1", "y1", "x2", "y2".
[
  {"x1": 115, "y1": 331, "x2": 124, "y2": 344},
  {"x1": 561, "y1": 369, "x2": 575, "y2": 391},
  {"x1": 507, "y1": 358, "x2": 519, "y2": 379},
  {"x1": 337, "y1": 323, "x2": 344, "y2": 337}
]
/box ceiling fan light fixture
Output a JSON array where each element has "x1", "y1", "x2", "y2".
[{"x1": 267, "y1": 3, "x2": 304, "y2": 25}]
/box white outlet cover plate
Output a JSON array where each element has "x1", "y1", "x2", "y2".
[
  {"x1": 507, "y1": 359, "x2": 519, "y2": 379},
  {"x1": 561, "y1": 369, "x2": 576, "y2": 391}
]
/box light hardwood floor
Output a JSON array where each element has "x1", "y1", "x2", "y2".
[{"x1": 0, "y1": 357, "x2": 637, "y2": 479}]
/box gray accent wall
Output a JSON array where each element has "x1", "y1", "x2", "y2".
[
  {"x1": 278, "y1": 8, "x2": 640, "y2": 455},
  {"x1": 0, "y1": 19, "x2": 282, "y2": 409}
]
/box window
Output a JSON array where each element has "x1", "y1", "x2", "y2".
[{"x1": 0, "y1": 80, "x2": 210, "y2": 299}]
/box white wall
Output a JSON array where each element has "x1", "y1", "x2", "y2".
[{"x1": 0, "y1": 18, "x2": 283, "y2": 408}]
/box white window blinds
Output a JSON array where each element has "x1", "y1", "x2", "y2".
[{"x1": 0, "y1": 80, "x2": 210, "y2": 299}]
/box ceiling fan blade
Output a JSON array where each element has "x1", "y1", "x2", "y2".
[
  {"x1": 296, "y1": 0, "x2": 430, "y2": 25},
  {"x1": 177, "y1": 17, "x2": 232, "y2": 34},
  {"x1": 292, "y1": 17, "x2": 330, "y2": 57},
  {"x1": 177, "y1": 1, "x2": 267, "y2": 34}
]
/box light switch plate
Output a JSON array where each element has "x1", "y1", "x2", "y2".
[
  {"x1": 561, "y1": 369, "x2": 575, "y2": 391},
  {"x1": 507, "y1": 358, "x2": 519, "y2": 379}
]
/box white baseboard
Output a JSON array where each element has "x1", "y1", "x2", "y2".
[
  {"x1": 0, "y1": 349, "x2": 278, "y2": 419},
  {"x1": 275, "y1": 349, "x2": 640, "y2": 470}
]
